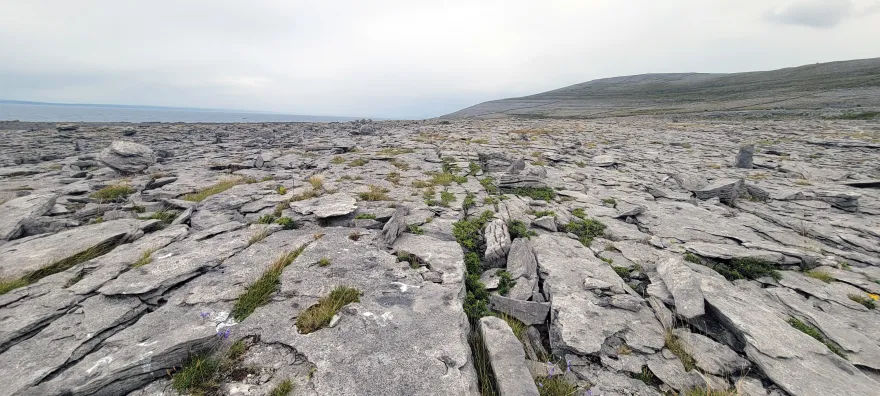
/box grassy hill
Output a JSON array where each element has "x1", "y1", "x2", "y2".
[{"x1": 443, "y1": 58, "x2": 880, "y2": 119}]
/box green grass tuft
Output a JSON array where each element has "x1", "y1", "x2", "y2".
[
  {"x1": 497, "y1": 271, "x2": 516, "y2": 296},
  {"x1": 358, "y1": 185, "x2": 390, "y2": 201},
  {"x1": 560, "y1": 217, "x2": 606, "y2": 247},
  {"x1": 90, "y1": 184, "x2": 135, "y2": 202},
  {"x1": 296, "y1": 286, "x2": 361, "y2": 334},
  {"x1": 506, "y1": 186, "x2": 556, "y2": 201},
  {"x1": 317, "y1": 257, "x2": 331, "y2": 267},
  {"x1": 788, "y1": 317, "x2": 847, "y2": 358},
  {"x1": 257, "y1": 214, "x2": 276, "y2": 224},
  {"x1": 665, "y1": 330, "x2": 696, "y2": 371},
  {"x1": 275, "y1": 216, "x2": 298, "y2": 230},
  {"x1": 535, "y1": 375, "x2": 578, "y2": 396},
  {"x1": 0, "y1": 278, "x2": 30, "y2": 295},
  {"x1": 354, "y1": 213, "x2": 376, "y2": 220},
  {"x1": 706, "y1": 257, "x2": 781, "y2": 281},
  {"x1": 348, "y1": 158, "x2": 369, "y2": 167},
  {"x1": 132, "y1": 247, "x2": 157, "y2": 268},
  {"x1": 182, "y1": 178, "x2": 244, "y2": 202},
  {"x1": 805, "y1": 270, "x2": 834, "y2": 283},
  {"x1": 684, "y1": 252, "x2": 702, "y2": 264},
  {"x1": 172, "y1": 354, "x2": 219, "y2": 394},
  {"x1": 848, "y1": 294, "x2": 876, "y2": 309},
  {"x1": 232, "y1": 246, "x2": 307, "y2": 321},
  {"x1": 268, "y1": 379, "x2": 293, "y2": 396}
]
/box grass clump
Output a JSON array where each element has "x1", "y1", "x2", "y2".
[
  {"x1": 232, "y1": 246, "x2": 307, "y2": 321},
  {"x1": 684, "y1": 252, "x2": 702, "y2": 264},
  {"x1": 788, "y1": 317, "x2": 847, "y2": 358},
  {"x1": 601, "y1": 198, "x2": 618, "y2": 208},
  {"x1": 257, "y1": 214, "x2": 276, "y2": 224},
  {"x1": 534, "y1": 375, "x2": 578, "y2": 396},
  {"x1": 506, "y1": 186, "x2": 556, "y2": 201},
  {"x1": 308, "y1": 175, "x2": 324, "y2": 190},
  {"x1": 275, "y1": 217, "x2": 298, "y2": 230},
  {"x1": 248, "y1": 229, "x2": 269, "y2": 246},
  {"x1": 805, "y1": 270, "x2": 834, "y2": 283},
  {"x1": 665, "y1": 330, "x2": 696, "y2": 371},
  {"x1": 430, "y1": 172, "x2": 456, "y2": 186},
  {"x1": 508, "y1": 219, "x2": 536, "y2": 239},
  {"x1": 0, "y1": 278, "x2": 30, "y2": 295},
  {"x1": 172, "y1": 354, "x2": 219, "y2": 395},
  {"x1": 354, "y1": 213, "x2": 376, "y2": 220},
  {"x1": 182, "y1": 178, "x2": 243, "y2": 202},
  {"x1": 407, "y1": 224, "x2": 424, "y2": 235},
  {"x1": 497, "y1": 271, "x2": 516, "y2": 296},
  {"x1": 848, "y1": 294, "x2": 876, "y2": 309},
  {"x1": 533, "y1": 210, "x2": 556, "y2": 218},
  {"x1": 462, "y1": 192, "x2": 476, "y2": 213},
  {"x1": 706, "y1": 257, "x2": 781, "y2": 282},
  {"x1": 348, "y1": 158, "x2": 368, "y2": 167},
  {"x1": 296, "y1": 286, "x2": 361, "y2": 334},
  {"x1": 560, "y1": 218, "x2": 606, "y2": 247},
  {"x1": 358, "y1": 185, "x2": 389, "y2": 201},
  {"x1": 439, "y1": 190, "x2": 456, "y2": 207},
  {"x1": 91, "y1": 184, "x2": 135, "y2": 202},
  {"x1": 132, "y1": 247, "x2": 157, "y2": 268},
  {"x1": 571, "y1": 208, "x2": 586, "y2": 219},
  {"x1": 469, "y1": 322, "x2": 499, "y2": 395},
  {"x1": 612, "y1": 266, "x2": 631, "y2": 280},
  {"x1": 385, "y1": 171, "x2": 401, "y2": 185},
  {"x1": 453, "y1": 211, "x2": 495, "y2": 251},
  {"x1": 317, "y1": 257, "x2": 331, "y2": 267},
  {"x1": 276, "y1": 185, "x2": 287, "y2": 195},
  {"x1": 4, "y1": 240, "x2": 121, "y2": 295},
  {"x1": 268, "y1": 379, "x2": 293, "y2": 396},
  {"x1": 479, "y1": 177, "x2": 498, "y2": 194},
  {"x1": 330, "y1": 155, "x2": 346, "y2": 164},
  {"x1": 389, "y1": 159, "x2": 410, "y2": 171}
]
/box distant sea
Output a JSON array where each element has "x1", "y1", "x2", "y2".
[{"x1": 0, "y1": 101, "x2": 357, "y2": 123}]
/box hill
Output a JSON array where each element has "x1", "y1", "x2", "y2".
[{"x1": 443, "y1": 57, "x2": 880, "y2": 119}]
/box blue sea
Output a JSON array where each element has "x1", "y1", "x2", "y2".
[{"x1": 0, "y1": 102, "x2": 357, "y2": 123}]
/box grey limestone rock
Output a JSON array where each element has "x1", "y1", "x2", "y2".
[
  {"x1": 97, "y1": 140, "x2": 157, "y2": 174},
  {"x1": 479, "y1": 316, "x2": 540, "y2": 396}
]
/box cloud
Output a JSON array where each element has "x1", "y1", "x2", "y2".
[
  {"x1": 0, "y1": 1, "x2": 879, "y2": 118},
  {"x1": 764, "y1": 0, "x2": 860, "y2": 28}
]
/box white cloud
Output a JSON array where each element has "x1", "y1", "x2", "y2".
[{"x1": 0, "y1": 0, "x2": 878, "y2": 118}]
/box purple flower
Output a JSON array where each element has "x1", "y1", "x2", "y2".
[
  {"x1": 548, "y1": 365, "x2": 555, "y2": 377},
  {"x1": 199, "y1": 312, "x2": 210, "y2": 319},
  {"x1": 587, "y1": 390, "x2": 593, "y2": 396},
  {"x1": 217, "y1": 328, "x2": 231, "y2": 339},
  {"x1": 566, "y1": 359, "x2": 571, "y2": 373},
  {"x1": 538, "y1": 383, "x2": 543, "y2": 388}
]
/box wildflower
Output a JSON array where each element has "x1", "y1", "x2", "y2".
[
  {"x1": 538, "y1": 383, "x2": 543, "y2": 388},
  {"x1": 217, "y1": 328, "x2": 231, "y2": 339},
  {"x1": 199, "y1": 311, "x2": 210, "y2": 319},
  {"x1": 566, "y1": 359, "x2": 571, "y2": 373},
  {"x1": 587, "y1": 390, "x2": 593, "y2": 396},
  {"x1": 548, "y1": 365, "x2": 555, "y2": 377},
  {"x1": 869, "y1": 293, "x2": 879, "y2": 301}
]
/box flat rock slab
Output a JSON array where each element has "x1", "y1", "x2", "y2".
[
  {"x1": 290, "y1": 192, "x2": 357, "y2": 218},
  {"x1": 480, "y1": 316, "x2": 540, "y2": 396},
  {"x1": 656, "y1": 257, "x2": 705, "y2": 318},
  {"x1": 489, "y1": 294, "x2": 550, "y2": 325},
  {"x1": 0, "y1": 219, "x2": 144, "y2": 280},
  {"x1": 0, "y1": 193, "x2": 56, "y2": 240}
]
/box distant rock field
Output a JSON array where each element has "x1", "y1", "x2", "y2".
[{"x1": 0, "y1": 116, "x2": 878, "y2": 396}]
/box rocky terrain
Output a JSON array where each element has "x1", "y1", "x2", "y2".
[
  {"x1": 443, "y1": 58, "x2": 880, "y2": 120},
  {"x1": 0, "y1": 116, "x2": 879, "y2": 396}
]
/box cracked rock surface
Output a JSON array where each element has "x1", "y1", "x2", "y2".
[{"x1": 0, "y1": 116, "x2": 878, "y2": 396}]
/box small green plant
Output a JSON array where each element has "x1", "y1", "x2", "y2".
[
  {"x1": 788, "y1": 317, "x2": 846, "y2": 358},
  {"x1": 227, "y1": 340, "x2": 247, "y2": 360},
  {"x1": 612, "y1": 266, "x2": 630, "y2": 279},
  {"x1": 601, "y1": 198, "x2": 618, "y2": 208},
  {"x1": 507, "y1": 186, "x2": 556, "y2": 201},
  {"x1": 684, "y1": 252, "x2": 702, "y2": 264},
  {"x1": 389, "y1": 159, "x2": 409, "y2": 171},
  {"x1": 348, "y1": 158, "x2": 369, "y2": 167},
  {"x1": 665, "y1": 330, "x2": 696, "y2": 371},
  {"x1": 462, "y1": 192, "x2": 476, "y2": 212},
  {"x1": 560, "y1": 218, "x2": 606, "y2": 247},
  {"x1": 571, "y1": 208, "x2": 586, "y2": 219},
  {"x1": 534, "y1": 375, "x2": 578, "y2": 396},
  {"x1": 257, "y1": 214, "x2": 276, "y2": 224},
  {"x1": 91, "y1": 184, "x2": 135, "y2": 202},
  {"x1": 805, "y1": 270, "x2": 834, "y2": 283},
  {"x1": 275, "y1": 217, "x2": 298, "y2": 230},
  {"x1": 705, "y1": 258, "x2": 781, "y2": 281},
  {"x1": 453, "y1": 211, "x2": 495, "y2": 251},
  {"x1": 182, "y1": 178, "x2": 244, "y2": 202},
  {"x1": 317, "y1": 257, "x2": 331, "y2": 267},
  {"x1": 507, "y1": 220, "x2": 536, "y2": 239},
  {"x1": 132, "y1": 247, "x2": 157, "y2": 268},
  {"x1": 468, "y1": 161, "x2": 481, "y2": 175},
  {"x1": 330, "y1": 156, "x2": 346, "y2": 164},
  {"x1": 385, "y1": 171, "x2": 401, "y2": 185},
  {"x1": 358, "y1": 185, "x2": 390, "y2": 201},
  {"x1": 268, "y1": 379, "x2": 293, "y2": 396},
  {"x1": 439, "y1": 190, "x2": 456, "y2": 207},
  {"x1": 412, "y1": 179, "x2": 432, "y2": 188},
  {"x1": 632, "y1": 366, "x2": 656, "y2": 385},
  {"x1": 172, "y1": 354, "x2": 219, "y2": 394},
  {"x1": 430, "y1": 172, "x2": 455, "y2": 186},
  {"x1": 479, "y1": 177, "x2": 498, "y2": 194},
  {"x1": 276, "y1": 185, "x2": 287, "y2": 195},
  {"x1": 296, "y1": 286, "x2": 361, "y2": 334},
  {"x1": 497, "y1": 271, "x2": 516, "y2": 296},
  {"x1": 354, "y1": 213, "x2": 376, "y2": 220},
  {"x1": 232, "y1": 246, "x2": 307, "y2": 321},
  {"x1": 848, "y1": 294, "x2": 876, "y2": 309},
  {"x1": 308, "y1": 175, "x2": 324, "y2": 190},
  {"x1": 0, "y1": 278, "x2": 30, "y2": 295},
  {"x1": 407, "y1": 224, "x2": 424, "y2": 235},
  {"x1": 497, "y1": 312, "x2": 526, "y2": 341},
  {"x1": 533, "y1": 210, "x2": 556, "y2": 218}
]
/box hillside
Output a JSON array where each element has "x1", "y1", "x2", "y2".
[{"x1": 443, "y1": 57, "x2": 880, "y2": 119}]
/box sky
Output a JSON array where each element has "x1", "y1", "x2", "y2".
[{"x1": 1, "y1": 0, "x2": 879, "y2": 119}]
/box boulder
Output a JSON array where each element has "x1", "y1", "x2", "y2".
[
  {"x1": 479, "y1": 316, "x2": 540, "y2": 396},
  {"x1": 656, "y1": 257, "x2": 705, "y2": 319},
  {"x1": 381, "y1": 205, "x2": 409, "y2": 247},
  {"x1": 532, "y1": 215, "x2": 557, "y2": 232},
  {"x1": 0, "y1": 193, "x2": 56, "y2": 240},
  {"x1": 98, "y1": 140, "x2": 157, "y2": 174},
  {"x1": 592, "y1": 154, "x2": 616, "y2": 167},
  {"x1": 290, "y1": 193, "x2": 357, "y2": 218},
  {"x1": 694, "y1": 178, "x2": 744, "y2": 205},
  {"x1": 489, "y1": 294, "x2": 550, "y2": 325}
]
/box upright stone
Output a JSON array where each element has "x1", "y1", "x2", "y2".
[
  {"x1": 484, "y1": 218, "x2": 511, "y2": 267},
  {"x1": 382, "y1": 205, "x2": 409, "y2": 247},
  {"x1": 735, "y1": 144, "x2": 754, "y2": 168},
  {"x1": 479, "y1": 316, "x2": 540, "y2": 396},
  {"x1": 694, "y1": 178, "x2": 744, "y2": 205}
]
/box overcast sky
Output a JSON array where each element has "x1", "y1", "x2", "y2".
[{"x1": 1, "y1": 0, "x2": 879, "y2": 119}]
